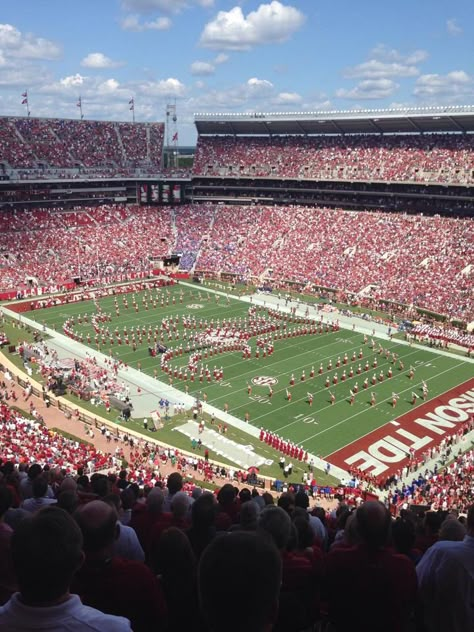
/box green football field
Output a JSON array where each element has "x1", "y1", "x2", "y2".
[{"x1": 27, "y1": 284, "x2": 473, "y2": 459}]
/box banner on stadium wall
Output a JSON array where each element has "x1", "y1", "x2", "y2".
[
  {"x1": 151, "y1": 184, "x2": 159, "y2": 202},
  {"x1": 139, "y1": 184, "x2": 148, "y2": 204}
]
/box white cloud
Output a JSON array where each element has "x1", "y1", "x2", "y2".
[
  {"x1": 214, "y1": 53, "x2": 228, "y2": 64},
  {"x1": 0, "y1": 63, "x2": 52, "y2": 87},
  {"x1": 370, "y1": 45, "x2": 428, "y2": 65},
  {"x1": 200, "y1": 1, "x2": 305, "y2": 51},
  {"x1": 97, "y1": 78, "x2": 121, "y2": 93},
  {"x1": 121, "y1": 15, "x2": 172, "y2": 31},
  {"x1": 0, "y1": 23, "x2": 61, "y2": 60},
  {"x1": 59, "y1": 73, "x2": 86, "y2": 88},
  {"x1": 81, "y1": 52, "x2": 123, "y2": 69},
  {"x1": 414, "y1": 70, "x2": 473, "y2": 99},
  {"x1": 121, "y1": 0, "x2": 213, "y2": 14},
  {"x1": 191, "y1": 60, "x2": 215, "y2": 76},
  {"x1": 343, "y1": 60, "x2": 420, "y2": 80},
  {"x1": 247, "y1": 77, "x2": 274, "y2": 94},
  {"x1": 190, "y1": 52, "x2": 229, "y2": 76},
  {"x1": 343, "y1": 46, "x2": 427, "y2": 81},
  {"x1": 136, "y1": 77, "x2": 186, "y2": 97},
  {"x1": 336, "y1": 79, "x2": 399, "y2": 100},
  {"x1": 446, "y1": 18, "x2": 463, "y2": 36},
  {"x1": 272, "y1": 91, "x2": 302, "y2": 104}
]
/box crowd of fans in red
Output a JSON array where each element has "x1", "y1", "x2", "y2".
[
  {"x1": 0, "y1": 415, "x2": 473, "y2": 631},
  {"x1": 0, "y1": 203, "x2": 472, "y2": 322},
  {"x1": 0, "y1": 205, "x2": 171, "y2": 292},
  {"x1": 196, "y1": 205, "x2": 474, "y2": 322},
  {"x1": 0, "y1": 117, "x2": 164, "y2": 170},
  {"x1": 193, "y1": 133, "x2": 474, "y2": 185}
]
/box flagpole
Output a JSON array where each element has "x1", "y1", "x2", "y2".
[
  {"x1": 21, "y1": 90, "x2": 30, "y2": 117},
  {"x1": 129, "y1": 97, "x2": 135, "y2": 123},
  {"x1": 77, "y1": 96, "x2": 84, "y2": 120}
]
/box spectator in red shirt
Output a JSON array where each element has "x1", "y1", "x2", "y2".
[
  {"x1": 0, "y1": 486, "x2": 16, "y2": 605},
  {"x1": 198, "y1": 531, "x2": 282, "y2": 632},
  {"x1": 149, "y1": 491, "x2": 190, "y2": 550},
  {"x1": 258, "y1": 505, "x2": 320, "y2": 631},
  {"x1": 325, "y1": 501, "x2": 417, "y2": 632},
  {"x1": 186, "y1": 492, "x2": 218, "y2": 560},
  {"x1": 215, "y1": 483, "x2": 240, "y2": 530},
  {"x1": 129, "y1": 487, "x2": 171, "y2": 556},
  {"x1": 72, "y1": 500, "x2": 167, "y2": 632},
  {"x1": 150, "y1": 527, "x2": 202, "y2": 631}
]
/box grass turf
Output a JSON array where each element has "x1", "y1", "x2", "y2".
[{"x1": 24, "y1": 284, "x2": 473, "y2": 464}]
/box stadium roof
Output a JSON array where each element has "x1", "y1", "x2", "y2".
[{"x1": 194, "y1": 105, "x2": 474, "y2": 136}]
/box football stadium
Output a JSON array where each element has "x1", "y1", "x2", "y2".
[{"x1": 0, "y1": 4, "x2": 473, "y2": 630}]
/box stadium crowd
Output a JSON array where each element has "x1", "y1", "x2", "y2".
[
  {"x1": 0, "y1": 346, "x2": 474, "y2": 630},
  {"x1": 196, "y1": 205, "x2": 474, "y2": 322},
  {"x1": 0, "y1": 410, "x2": 473, "y2": 631},
  {"x1": 193, "y1": 133, "x2": 474, "y2": 185},
  {"x1": 0, "y1": 205, "x2": 172, "y2": 292},
  {"x1": 1, "y1": 203, "x2": 473, "y2": 322},
  {"x1": 0, "y1": 117, "x2": 164, "y2": 170}
]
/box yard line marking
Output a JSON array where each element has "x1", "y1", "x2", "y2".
[{"x1": 301, "y1": 361, "x2": 468, "y2": 444}]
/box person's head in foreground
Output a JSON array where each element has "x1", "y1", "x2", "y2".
[{"x1": 199, "y1": 531, "x2": 281, "y2": 632}]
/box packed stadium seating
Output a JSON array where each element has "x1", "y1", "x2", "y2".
[
  {"x1": 195, "y1": 205, "x2": 474, "y2": 321},
  {"x1": 193, "y1": 133, "x2": 474, "y2": 185},
  {"x1": 0, "y1": 204, "x2": 172, "y2": 291},
  {"x1": 0, "y1": 203, "x2": 473, "y2": 321},
  {"x1": 0, "y1": 116, "x2": 164, "y2": 171},
  {"x1": 1, "y1": 393, "x2": 473, "y2": 631},
  {"x1": 2, "y1": 108, "x2": 474, "y2": 632},
  {"x1": 0, "y1": 401, "x2": 111, "y2": 473}
]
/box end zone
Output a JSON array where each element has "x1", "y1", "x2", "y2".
[{"x1": 327, "y1": 378, "x2": 474, "y2": 478}]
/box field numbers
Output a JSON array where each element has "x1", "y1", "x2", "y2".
[
  {"x1": 249, "y1": 395, "x2": 272, "y2": 405},
  {"x1": 294, "y1": 413, "x2": 318, "y2": 425}
]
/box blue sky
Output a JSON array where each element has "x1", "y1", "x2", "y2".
[{"x1": 1, "y1": 0, "x2": 473, "y2": 144}]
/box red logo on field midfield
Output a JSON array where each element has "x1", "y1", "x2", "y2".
[{"x1": 327, "y1": 378, "x2": 474, "y2": 478}]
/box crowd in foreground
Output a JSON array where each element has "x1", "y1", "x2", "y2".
[
  {"x1": 0, "y1": 203, "x2": 473, "y2": 322},
  {"x1": 0, "y1": 460, "x2": 472, "y2": 632},
  {"x1": 0, "y1": 381, "x2": 474, "y2": 630}
]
